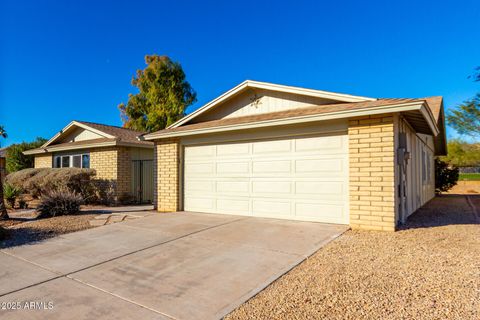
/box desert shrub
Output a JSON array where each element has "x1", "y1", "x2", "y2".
[
  {"x1": 5, "y1": 168, "x2": 96, "y2": 199},
  {"x1": 435, "y1": 158, "x2": 459, "y2": 193},
  {"x1": 3, "y1": 183, "x2": 22, "y2": 208},
  {"x1": 37, "y1": 189, "x2": 83, "y2": 218},
  {"x1": 91, "y1": 180, "x2": 117, "y2": 205}
]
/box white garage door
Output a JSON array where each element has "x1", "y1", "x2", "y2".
[{"x1": 183, "y1": 133, "x2": 349, "y2": 224}]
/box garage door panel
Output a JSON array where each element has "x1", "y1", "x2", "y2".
[
  {"x1": 295, "y1": 159, "x2": 344, "y2": 173},
  {"x1": 295, "y1": 181, "x2": 344, "y2": 199},
  {"x1": 216, "y1": 199, "x2": 250, "y2": 215},
  {"x1": 216, "y1": 162, "x2": 249, "y2": 174},
  {"x1": 185, "y1": 163, "x2": 214, "y2": 175},
  {"x1": 184, "y1": 133, "x2": 348, "y2": 224},
  {"x1": 295, "y1": 135, "x2": 344, "y2": 152},
  {"x1": 217, "y1": 143, "x2": 249, "y2": 156},
  {"x1": 295, "y1": 203, "x2": 345, "y2": 221},
  {"x1": 185, "y1": 145, "x2": 215, "y2": 158},
  {"x1": 185, "y1": 197, "x2": 215, "y2": 211},
  {"x1": 252, "y1": 140, "x2": 292, "y2": 154},
  {"x1": 252, "y1": 200, "x2": 292, "y2": 216},
  {"x1": 216, "y1": 181, "x2": 249, "y2": 194},
  {"x1": 185, "y1": 180, "x2": 214, "y2": 192},
  {"x1": 252, "y1": 181, "x2": 292, "y2": 194},
  {"x1": 252, "y1": 160, "x2": 291, "y2": 173}
]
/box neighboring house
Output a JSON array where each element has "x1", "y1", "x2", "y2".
[
  {"x1": 0, "y1": 147, "x2": 6, "y2": 182},
  {"x1": 143, "y1": 80, "x2": 446, "y2": 231},
  {"x1": 24, "y1": 121, "x2": 154, "y2": 203}
]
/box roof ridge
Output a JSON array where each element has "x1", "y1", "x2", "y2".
[{"x1": 75, "y1": 120, "x2": 146, "y2": 133}]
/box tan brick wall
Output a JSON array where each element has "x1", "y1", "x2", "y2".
[
  {"x1": 154, "y1": 138, "x2": 180, "y2": 212},
  {"x1": 34, "y1": 154, "x2": 52, "y2": 168},
  {"x1": 89, "y1": 147, "x2": 132, "y2": 201},
  {"x1": 349, "y1": 114, "x2": 396, "y2": 232},
  {"x1": 90, "y1": 147, "x2": 118, "y2": 180},
  {"x1": 116, "y1": 147, "x2": 131, "y2": 196}
]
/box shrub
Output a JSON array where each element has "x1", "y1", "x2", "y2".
[
  {"x1": 5, "y1": 168, "x2": 96, "y2": 198},
  {"x1": 3, "y1": 183, "x2": 22, "y2": 208},
  {"x1": 37, "y1": 189, "x2": 83, "y2": 218},
  {"x1": 5, "y1": 137, "x2": 47, "y2": 173},
  {"x1": 435, "y1": 158, "x2": 459, "y2": 193}
]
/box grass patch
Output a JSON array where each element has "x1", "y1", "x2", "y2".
[{"x1": 459, "y1": 173, "x2": 480, "y2": 181}]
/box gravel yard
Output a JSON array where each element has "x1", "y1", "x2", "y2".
[
  {"x1": 227, "y1": 195, "x2": 480, "y2": 320},
  {"x1": 0, "y1": 213, "x2": 99, "y2": 248}
]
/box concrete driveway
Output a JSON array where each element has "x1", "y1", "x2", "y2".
[{"x1": 0, "y1": 212, "x2": 347, "y2": 320}]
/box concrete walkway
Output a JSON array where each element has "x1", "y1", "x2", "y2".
[{"x1": 0, "y1": 212, "x2": 347, "y2": 320}]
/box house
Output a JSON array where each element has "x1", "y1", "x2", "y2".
[
  {"x1": 24, "y1": 121, "x2": 154, "y2": 203},
  {"x1": 142, "y1": 80, "x2": 446, "y2": 231}
]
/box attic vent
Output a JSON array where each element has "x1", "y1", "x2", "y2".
[{"x1": 250, "y1": 94, "x2": 262, "y2": 108}]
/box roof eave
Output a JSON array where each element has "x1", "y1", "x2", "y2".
[{"x1": 144, "y1": 101, "x2": 438, "y2": 140}]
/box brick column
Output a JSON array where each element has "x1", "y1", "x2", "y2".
[
  {"x1": 154, "y1": 138, "x2": 180, "y2": 212},
  {"x1": 116, "y1": 147, "x2": 132, "y2": 197},
  {"x1": 349, "y1": 114, "x2": 396, "y2": 231}
]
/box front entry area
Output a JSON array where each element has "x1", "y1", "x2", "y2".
[{"x1": 183, "y1": 132, "x2": 349, "y2": 224}]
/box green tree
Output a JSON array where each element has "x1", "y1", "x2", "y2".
[
  {"x1": 0, "y1": 125, "x2": 8, "y2": 219},
  {"x1": 119, "y1": 55, "x2": 197, "y2": 132},
  {"x1": 447, "y1": 93, "x2": 480, "y2": 137},
  {"x1": 441, "y1": 140, "x2": 480, "y2": 167},
  {"x1": 447, "y1": 67, "x2": 480, "y2": 137},
  {"x1": 6, "y1": 137, "x2": 47, "y2": 173}
]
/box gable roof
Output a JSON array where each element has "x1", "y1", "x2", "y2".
[
  {"x1": 144, "y1": 97, "x2": 440, "y2": 140},
  {"x1": 24, "y1": 121, "x2": 152, "y2": 155},
  {"x1": 168, "y1": 80, "x2": 376, "y2": 129},
  {"x1": 73, "y1": 121, "x2": 151, "y2": 145}
]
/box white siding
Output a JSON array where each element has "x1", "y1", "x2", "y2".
[
  {"x1": 192, "y1": 89, "x2": 336, "y2": 123},
  {"x1": 398, "y1": 117, "x2": 435, "y2": 221},
  {"x1": 57, "y1": 127, "x2": 103, "y2": 143}
]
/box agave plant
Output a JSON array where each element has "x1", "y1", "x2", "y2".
[{"x1": 3, "y1": 183, "x2": 22, "y2": 208}]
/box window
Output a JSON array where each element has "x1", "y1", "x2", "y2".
[
  {"x1": 72, "y1": 155, "x2": 81, "y2": 168},
  {"x1": 82, "y1": 154, "x2": 90, "y2": 168},
  {"x1": 54, "y1": 156, "x2": 61, "y2": 168},
  {"x1": 62, "y1": 156, "x2": 70, "y2": 168},
  {"x1": 53, "y1": 153, "x2": 90, "y2": 168}
]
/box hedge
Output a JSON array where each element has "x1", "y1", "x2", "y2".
[{"x1": 5, "y1": 168, "x2": 97, "y2": 200}]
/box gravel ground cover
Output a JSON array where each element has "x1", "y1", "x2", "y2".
[
  {"x1": 0, "y1": 213, "x2": 100, "y2": 248},
  {"x1": 226, "y1": 194, "x2": 480, "y2": 320}
]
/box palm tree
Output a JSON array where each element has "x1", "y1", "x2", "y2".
[{"x1": 0, "y1": 125, "x2": 8, "y2": 219}]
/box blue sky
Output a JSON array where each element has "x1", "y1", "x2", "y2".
[{"x1": 0, "y1": 0, "x2": 479, "y2": 146}]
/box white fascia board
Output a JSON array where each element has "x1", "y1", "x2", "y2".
[
  {"x1": 145, "y1": 101, "x2": 437, "y2": 140},
  {"x1": 40, "y1": 121, "x2": 115, "y2": 149},
  {"x1": 419, "y1": 104, "x2": 440, "y2": 136},
  {"x1": 168, "y1": 80, "x2": 376, "y2": 129},
  {"x1": 23, "y1": 141, "x2": 118, "y2": 155},
  {"x1": 117, "y1": 141, "x2": 154, "y2": 149}
]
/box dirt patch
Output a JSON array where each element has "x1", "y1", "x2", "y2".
[
  {"x1": 0, "y1": 213, "x2": 101, "y2": 248},
  {"x1": 226, "y1": 195, "x2": 480, "y2": 320},
  {"x1": 447, "y1": 180, "x2": 480, "y2": 194}
]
